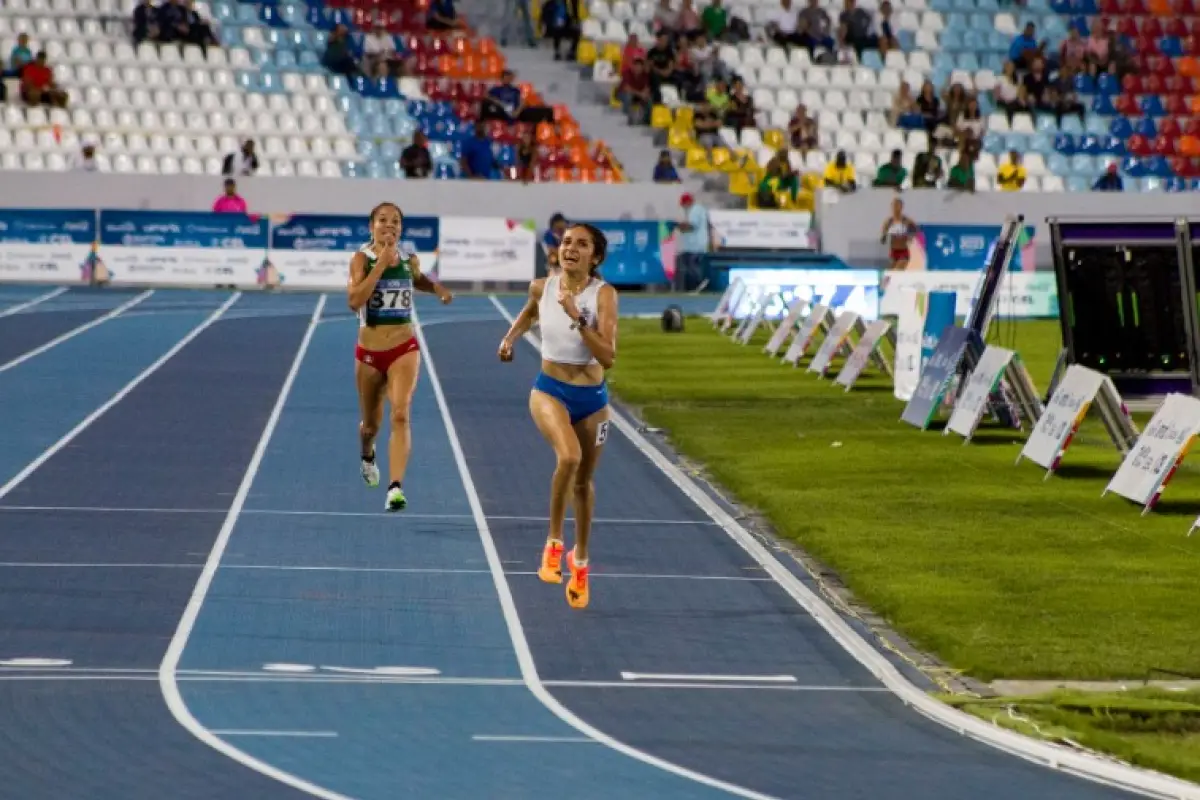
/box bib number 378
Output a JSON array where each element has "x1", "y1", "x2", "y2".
[{"x1": 370, "y1": 288, "x2": 413, "y2": 311}]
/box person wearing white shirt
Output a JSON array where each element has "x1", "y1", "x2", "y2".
[
  {"x1": 73, "y1": 142, "x2": 99, "y2": 172},
  {"x1": 768, "y1": 0, "x2": 805, "y2": 47},
  {"x1": 362, "y1": 23, "x2": 395, "y2": 75}
]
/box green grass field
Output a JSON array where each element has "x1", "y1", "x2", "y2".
[{"x1": 607, "y1": 314, "x2": 1200, "y2": 779}]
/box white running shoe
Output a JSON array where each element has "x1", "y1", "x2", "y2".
[
  {"x1": 386, "y1": 485, "x2": 407, "y2": 512},
  {"x1": 361, "y1": 456, "x2": 379, "y2": 488}
]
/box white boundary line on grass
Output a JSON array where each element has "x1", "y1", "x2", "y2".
[
  {"x1": 0, "y1": 286, "x2": 69, "y2": 317},
  {"x1": 486, "y1": 294, "x2": 1200, "y2": 800},
  {"x1": 158, "y1": 294, "x2": 356, "y2": 800},
  {"x1": 415, "y1": 308, "x2": 783, "y2": 799}
]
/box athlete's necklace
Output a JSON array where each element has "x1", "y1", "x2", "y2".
[{"x1": 562, "y1": 275, "x2": 589, "y2": 295}]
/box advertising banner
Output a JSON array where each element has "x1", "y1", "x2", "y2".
[
  {"x1": 98, "y1": 210, "x2": 269, "y2": 288},
  {"x1": 726, "y1": 267, "x2": 881, "y2": 321},
  {"x1": 893, "y1": 287, "x2": 925, "y2": 402},
  {"x1": 586, "y1": 219, "x2": 669, "y2": 286},
  {"x1": 879, "y1": 270, "x2": 1058, "y2": 319},
  {"x1": 0, "y1": 208, "x2": 95, "y2": 285},
  {"x1": 436, "y1": 217, "x2": 537, "y2": 282},
  {"x1": 709, "y1": 210, "x2": 817, "y2": 251},
  {"x1": 908, "y1": 223, "x2": 1037, "y2": 272},
  {"x1": 920, "y1": 290, "x2": 957, "y2": 374},
  {"x1": 267, "y1": 213, "x2": 439, "y2": 290}
]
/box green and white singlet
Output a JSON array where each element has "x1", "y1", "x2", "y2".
[{"x1": 359, "y1": 241, "x2": 416, "y2": 327}]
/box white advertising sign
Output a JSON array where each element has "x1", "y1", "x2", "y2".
[
  {"x1": 436, "y1": 217, "x2": 536, "y2": 282},
  {"x1": 267, "y1": 250, "x2": 438, "y2": 290},
  {"x1": 946, "y1": 346, "x2": 1015, "y2": 440},
  {"x1": 1104, "y1": 393, "x2": 1200, "y2": 510},
  {"x1": 0, "y1": 244, "x2": 92, "y2": 284},
  {"x1": 763, "y1": 297, "x2": 808, "y2": 356},
  {"x1": 808, "y1": 310, "x2": 859, "y2": 376},
  {"x1": 102, "y1": 246, "x2": 265, "y2": 287},
  {"x1": 880, "y1": 271, "x2": 1058, "y2": 319},
  {"x1": 835, "y1": 319, "x2": 892, "y2": 390},
  {"x1": 782, "y1": 304, "x2": 831, "y2": 365},
  {"x1": 893, "y1": 287, "x2": 925, "y2": 402},
  {"x1": 1019, "y1": 365, "x2": 1109, "y2": 471},
  {"x1": 709, "y1": 210, "x2": 817, "y2": 250}
]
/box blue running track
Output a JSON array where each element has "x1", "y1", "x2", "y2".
[{"x1": 0, "y1": 286, "x2": 1151, "y2": 798}]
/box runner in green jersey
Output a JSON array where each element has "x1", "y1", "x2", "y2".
[{"x1": 347, "y1": 202, "x2": 453, "y2": 511}]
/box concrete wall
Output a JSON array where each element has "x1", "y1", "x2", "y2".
[
  {"x1": 0, "y1": 172, "x2": 692, "y2": 223},
  {"x1": 817, "y1": 188, "x2": 1200, "y2": 270}
]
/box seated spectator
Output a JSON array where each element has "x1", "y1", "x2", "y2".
[
  {"x1": 322, "y1": 25, "x2": 360, "y2": 76},
  {"x1": 798, "y1": 0, "x2": 837, "y2": 57},
  {"x1": 543, "y1": 213, "x2": 567, "y2": 272},
  {"x1": 991, "y1": 61, "x2": 1020, "y2": 112},
  {"x1": 401, "y1": 131, "x2": 432, "y2": 178},
  {"x1": 934, "y1": 82, "x2": 967, "y2": 146},
  {"x1": 766, "y1": 0, "x2": 805, "y2": 49},
  {"x1": 72, "y1": 141, "x2": 99, "y2": 172},
  {"x1": 705, "y1": 78, "x2": 731, "y2": 114},
  {"x1": 428, "y1": 0, "x2": 465, "y2": 31},
  {"x1": 1059, "y1": 27, "x2": 1086, "y2": 75},
  {"x1": 213, "y1": 178, "x2": 247, "y2": 213},
  {"x1": 757, "y1": 155, "x2": 800, "y2": 207},
  {"x1": 877, "y1": 1, "x2": 898, "y2": 52},
  {"x1": 1093, "y1": 162, "x2": 1123, "y2": 191},
  {"x1": 946, "y1": 152, "x2": 975, "y2": 192},
  {"x1": 692, "y1": 100, "x2": 721, "y2": 147},
  {"x1": 873, "y1": 149, "x2": 907, "y2": 187},
  {"x1": 672, "y1": 43, "x2": 706, "y2": 102},
  {"x1": 222, "y1": 139, "x2": 259, "y2": 177},
  {"x1": 722, "y1": 78, "x2": 755, "y2": 135},
  {"x1": 132, "y1": 0, "x2": 158, "y2": 46},
  {"x1": 652, "y1": 0, "x2": 680, "y2": 36},
  {"x1": 823, "y1": 150, "x2": 857, "y2": 192},
  {"x1": 911, "y1": 138, "x2": 944, "y2": 187},
  {"x1": 645, "y1": 31, "x2": 678, "y2": 103},
  {"x1": 838, "y1": 0, "x2": 882, "y2": 59},
  {"x1": 1084, "y1": 27, "x2": 1111, "y2": 76},
  {"x1": 687, "y1": 32, "x2": 721, "y2": 82},
  {"x1": 891, "y1": 82, "x2": 922, "y2": 127},
  {"x1": 514, "y1": 129, "x2": 539, "y2": 182},
  {"x1": 1008, "y1": 22, "x2": 1044, "y2": 70},
  {"x1": 1022, "y1": 57, "x2": 1050, "y2": 104},
  {"x1": 653, "y1": 150, "x2": 682, "y2": 182},
  {"x1": 362, "y1": 23, "x2": 398, "y2": 77},
  {"x1": 181, "y1": 0, "x2": 220, "y2": 56},
  {"x1": 621, "y1": 33, "x2": 646, "y2": 67},
  {"x1": 956, "y1": 97, "x2": 984, "y2": 154},
  {"x1": 787, "y1": 103, "x2": 818, "y2": 152},
  {"x1": 8, "y1": 33, "x2": 33, "y2": 77},
  {"x1": 459, "y1": 126, "x2": 497, "y2": 179},
  {"x1": 540, "y1": 0, "x2": 580, "y2": 61},
  {"x1": 481, "y1": 69, "x2": 524, "y2": 123},
  {"x1": 702, "y1": 0, "x2": 729, "y2": 42},
  {"x1": 676, "y1": 0, "x2": 703, "y2": 37},
  {"x1": 616, "y1": 57, "x2": 652, "y2": 124},
  {"x1": 1039, "y1": 84, "x2": 1085, "y2": 127},
  {"x1": 20, "y1": 52, "x2": 68, "y2": 108},
  {"x1": 996, "y1": 150, "x2": 1025, "y2": 191},
  {"x1": 916, "y1": 80, "x2": 940, "y2": 132},
  {"x1": 157, "y1": 0, "x2": 188, "y2": 45}
]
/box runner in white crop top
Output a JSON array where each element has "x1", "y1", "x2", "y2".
[{"x1": 498, "y1": 222, "x2": 620, "y2": 611}]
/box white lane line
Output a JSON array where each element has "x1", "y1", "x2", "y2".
[
  {"x1": 489, "y1": 296, "x2": 1198, "y2": 800},
  {"x1": 0, "y1": 292, "x2": 242, "y2": 503},
  {"x1": 415, "y1": 308, "x2": 782, "y2": 800},
  {"x1": 472, "y1": 735, "x2": 594, "y2": 743},
  {"x1": 0, "y1": 505, "x2": 716, "y2": 526},
  {"x1": 545, "y1": 680, "x2": 888, "y2": 692},
  {"x1": 0, "y1": 289, "x2": 153, "y2": 375},
  {"x1": 0, "y1": 286, "x2": 69, "y2": 317},
  {"x1": 213, "y1": 730, "x2": 339, "y2": 739},
  {"x1": 157, "y1": 294, "x2": 355, "y2": 800},
  {"x1": 621, "y1": 672, "x2": 796, "y2": 683}
]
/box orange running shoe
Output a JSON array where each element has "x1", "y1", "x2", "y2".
[
  {"x1": 538, "y1": 539, "x2": 564, "y2": 584},
  {"x1": 565, "y1": 550, "x2": 590, "y2": 609}
]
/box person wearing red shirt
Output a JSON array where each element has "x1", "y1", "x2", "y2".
[{"x1": 20, "y1": 51, "x2": 67, "y2": 107}]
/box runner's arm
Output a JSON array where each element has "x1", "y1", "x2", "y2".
[
  {"x1": 346, "y1": 251, "x2": 390, "y2": 311},
  {"x1": 500, "y1": 279, "x2": 544, "y2": 346},
  {"x1": 572, "y1": 283, "x2": 618, "y2": 369}
]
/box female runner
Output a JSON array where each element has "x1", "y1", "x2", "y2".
[
  {"x1": 497, "y1": 223, "x2": 618, "y2": 610},
  {"x1": 347, "y1": 201, "x2": 453, "y2": 511},
  {"x1": 879, "y1": 195, "x2": 918, "y2": 271}
]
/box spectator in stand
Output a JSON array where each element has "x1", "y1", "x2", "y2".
[
  {"x1": 872, "y1": 149, "x2": 907, "y2": 187},
  {"x1": 400, "y1": 131, "x2": 432, "y2": 178},
  {"x1": 427, "y1": 0, "x2": 465, "y2": 31},
  {"x1": 798, "y1": 0, "x2": 837, "y2": 57},
  {"x1": 946, "y1": 152, "x2": 975, "y2": 192},
  {"x1": 676, "y1": 0, "x2": 703, "y2": 37},
  {"x1": 616, "y1": 57, "x2": 652, "y2": 124},
  {"x1": 823, "y1": 150, "x2": 857, "y2": 192},
  {"x1": 645, "y1": 31, "x2": 678, "y2": 104},
  {"x1": 222, "y1": 139, "x2": 259, "y2": 176},
  {"x1": 181, "y1": 1, "x2": 220, "y2": 56},
  {"x1": 766, "y1": 0, "x2": 806, "y2": 49},
  {"x1": 460, "y1": 125, "x2": 497, "y2": 179},
  {"x1": 956, "y1": 97, "x2": 984, "y2": 156},
  {"x1": 653, "y1": 150, "x2": 682, "y2": 182},
  {"x1": 1058, "y1": 27, "x2": 1086, "y2": 76},
  {"x1": 1022, "y1": 56, "x2": 1050, "y2": 104},
  {"x1": 72, "y1": 140, "x2": 99, "y2": 172},
  {"x1": 1085, "y1": 27, "x2": 1111, "y2": 76},
  {"x1": 323, "y1": 25, "x2": 360, "y2": 76},
  {"x1": 891, "y1": 82, "x2": 921, "y2": 126},
  {"x1": 673, "y1": 44, "x2": 705, "y2": 101},
  {"x1": 935, "y1": 82, "x2": 968, "y2": 146},
  {"x1": 20, "y1": 52, "x2": 68, "y2": 108},
  {"x1": 621, "y1": 33, "x2": 646, "y2": 67},
  {"x1": 540, "y1": 0, "x2": 580, "y2": 61},
  {"x1": 705, "y1": 77, "x2": 730, "y2": 114},
  {"x1": 542, "y1": 213, "x2": 567, "y2": 272},
  {"x1": 692, "y1": 100, "x2": 721, "y2": 147},
  {"x1": 877, "y1": 1, "x2": 898, "y2": 52},
  {"x1": 652, "y1": 0, "x2": 680, "y2": 35},
  {"x1": 787, "y1": 103, "x2": 818, "y2": 153},
  {"x1": 756, "y1": 154, "x2": 800, "y2": 207},
  {"x1": 838, "y1": 0, "x2": 883, "y2": 59},
  {"x1": 701, "y1": 0, "x2": 728, "y2": 42},
  {"x1": 132, "y1": 0, "x2": 158, "y2": 46},
  {"x1": 8, "y1": 33, "x2": 33, "y2": 76},
  {"x1": 1093, "y1": 162, "x2": 1123, "y2": 191},
  {"x1": 212, "y1": 178, "x2": 247, "y2": 213},
  {"x1": 916, "y1": 80, "x2": 940, "y2": 133},
  {"x1": 996, "y1": 150, "x2": 1025, "y2": 191},
  {"x1": 481, "y1": 69, "x2": 524, "y2": 122},
  {"x1": 675, "y1": 193, "x2": 710, "y2": 291},
  {"x1": 156, "y1": 0, "x2": 186, "y2": 44},
  {"x1": 514, "y1": 129, "x2": 538, "y2": 181},
  {"x1": 722, "y1": 78, "x2": 755, "y2": 136},
  {"x1": 991, "y1": 61, "x2": 1020, "y2": 117},
  {"x1": 362, "y1": 23, "x2": 397, "y2": 77},
  {"x1": 687, "y1": 32, "x2": 721, "y2": 82},
  {"x1": 1008, "y1": 22, "x2": 1044, "y2": 70},
  {"x1": 911, "y1": 137, "x2": 944, "y2": 187}
]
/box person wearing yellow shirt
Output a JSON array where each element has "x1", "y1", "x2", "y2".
[
  {"x1": 996, "y1": 150, "x2": 1026, "y2": 191},
  {"x1": 823, "y1": 150, "x2": 857, "y2": 192}
]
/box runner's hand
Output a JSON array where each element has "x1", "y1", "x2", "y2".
[{"x1": 498, "y1": 337, "x2": 514, "y2": 362}]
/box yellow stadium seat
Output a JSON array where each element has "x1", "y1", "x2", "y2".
[
  {"x1": 576, "y1": 40, "x2": 597, "y2": 66},
  {"x1": 793, "y1": 191, "x2": 815, "y2": 212},
  {"x1": 650, "y1": 105, "x2": 674, "y2": 129},
  {"x1": 673, "y1": 106, "x2": 694, "y2": 130},
  {"x1": 666, "y1": 127, "x2": 695, "y2": 151},
  {"x1": 728, "y1": 171, "x2": 753, "y2": 196},
  {"x1": 762, "y1": 129, "x2": 785, "y2": 150},
  {"x1": 801, "y1": 172, "x2": 823, "y2": 192},
  {"x1": 685, "y1": 147, "x2": 713, "y2": 172},
  {"x1": 709, "y1": 147, "x2": 734, "y2": 171},
  {"x1": 601, "y1": 42, "x2": 622, "y2": 64}
]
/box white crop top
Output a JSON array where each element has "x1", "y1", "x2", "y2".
[{"x1": 538, "y1": 274, "x2": 605, "y2": 366}]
